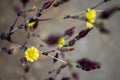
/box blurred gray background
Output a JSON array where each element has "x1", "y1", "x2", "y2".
[{"x1": 0, "y1": 0, "x2": 120, "y2": 80}]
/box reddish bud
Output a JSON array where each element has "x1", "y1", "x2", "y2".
[
  {"x1": 24, "y1": 65, "x2": 30, "y2": 73},
  {"x1": 100, "y1": 6, "x2": 120, "y2": 19},
  {"x1": 20, "y1": 57, "x2": 27, "y2": 65},
  {"x1": 77, "y1": 58, "x2": 101, "y2": 71},
  {"x1": 72, "y1": 72, "x2": 79, "y2": 80},
  {"x1": 42, "y1": 0, "x2": 54, "y2": 9},
  {"x1": 68, "y1": 39, "x2": 76, "y2": 46},
  {"x1": 78, "y1": 28, "x2": 92, "y2": 39},
  {"x1": 46, "y1": 34, "x2": 61, "y2": 46},
  {"x1": 64, "y1": 26, "x2": 75, "y2": 37},
  {"x1": 20, "y1": 0, "x2": 29, "y2": 7}
]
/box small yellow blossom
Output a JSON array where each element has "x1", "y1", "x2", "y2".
[
  {"x1": 28, "y1": 22, "x2": 35, "y2": 28},
  {"x1": 86, "y1": 8, "x2": 96, "y2": 22},
  {"x1": 86, "y1": 22, "x2": 94, "y2": 29},
  {"x1": 25, "y1": 47, "x2": 39, "y2": 62},
  {"x1": 58, "y1": 37, "x2": 65, "y2": 48},
  {"x1": 85, "y1": 8, "x2": 96, "y2": 29}
]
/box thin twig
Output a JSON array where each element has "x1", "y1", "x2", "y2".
[
  {"x1": 11, "y1": 16, "x2": 19, "y2": 29},
  {"x1": 48, "y1": 54, "x2": 67, "y2": 64},
  {"x1": 49, "y1": 9, "x2": 103, "y2": 21},
  {"x1": 91, "y1": 0, "x2": 105, "y2": 9}
]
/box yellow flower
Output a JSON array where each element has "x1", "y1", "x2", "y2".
[
  {"x1": 86, "y1": 8, "x2": 96, "y2": 22},
  {"x1": 86, "y1": 22, "x2": 94, "y2": 29},
  {"x1": 25, "y1": 47, "x2": 39, "y2": 62},
  {"x1": 58, "y1": 37, "x2": 65, "y2": 48},
  {"x1": 85, "y1": 8, "x2": 96, "y2": 29},
  {"x1": 28, "y1": 22, "x2": 35, "y2": 28}
]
